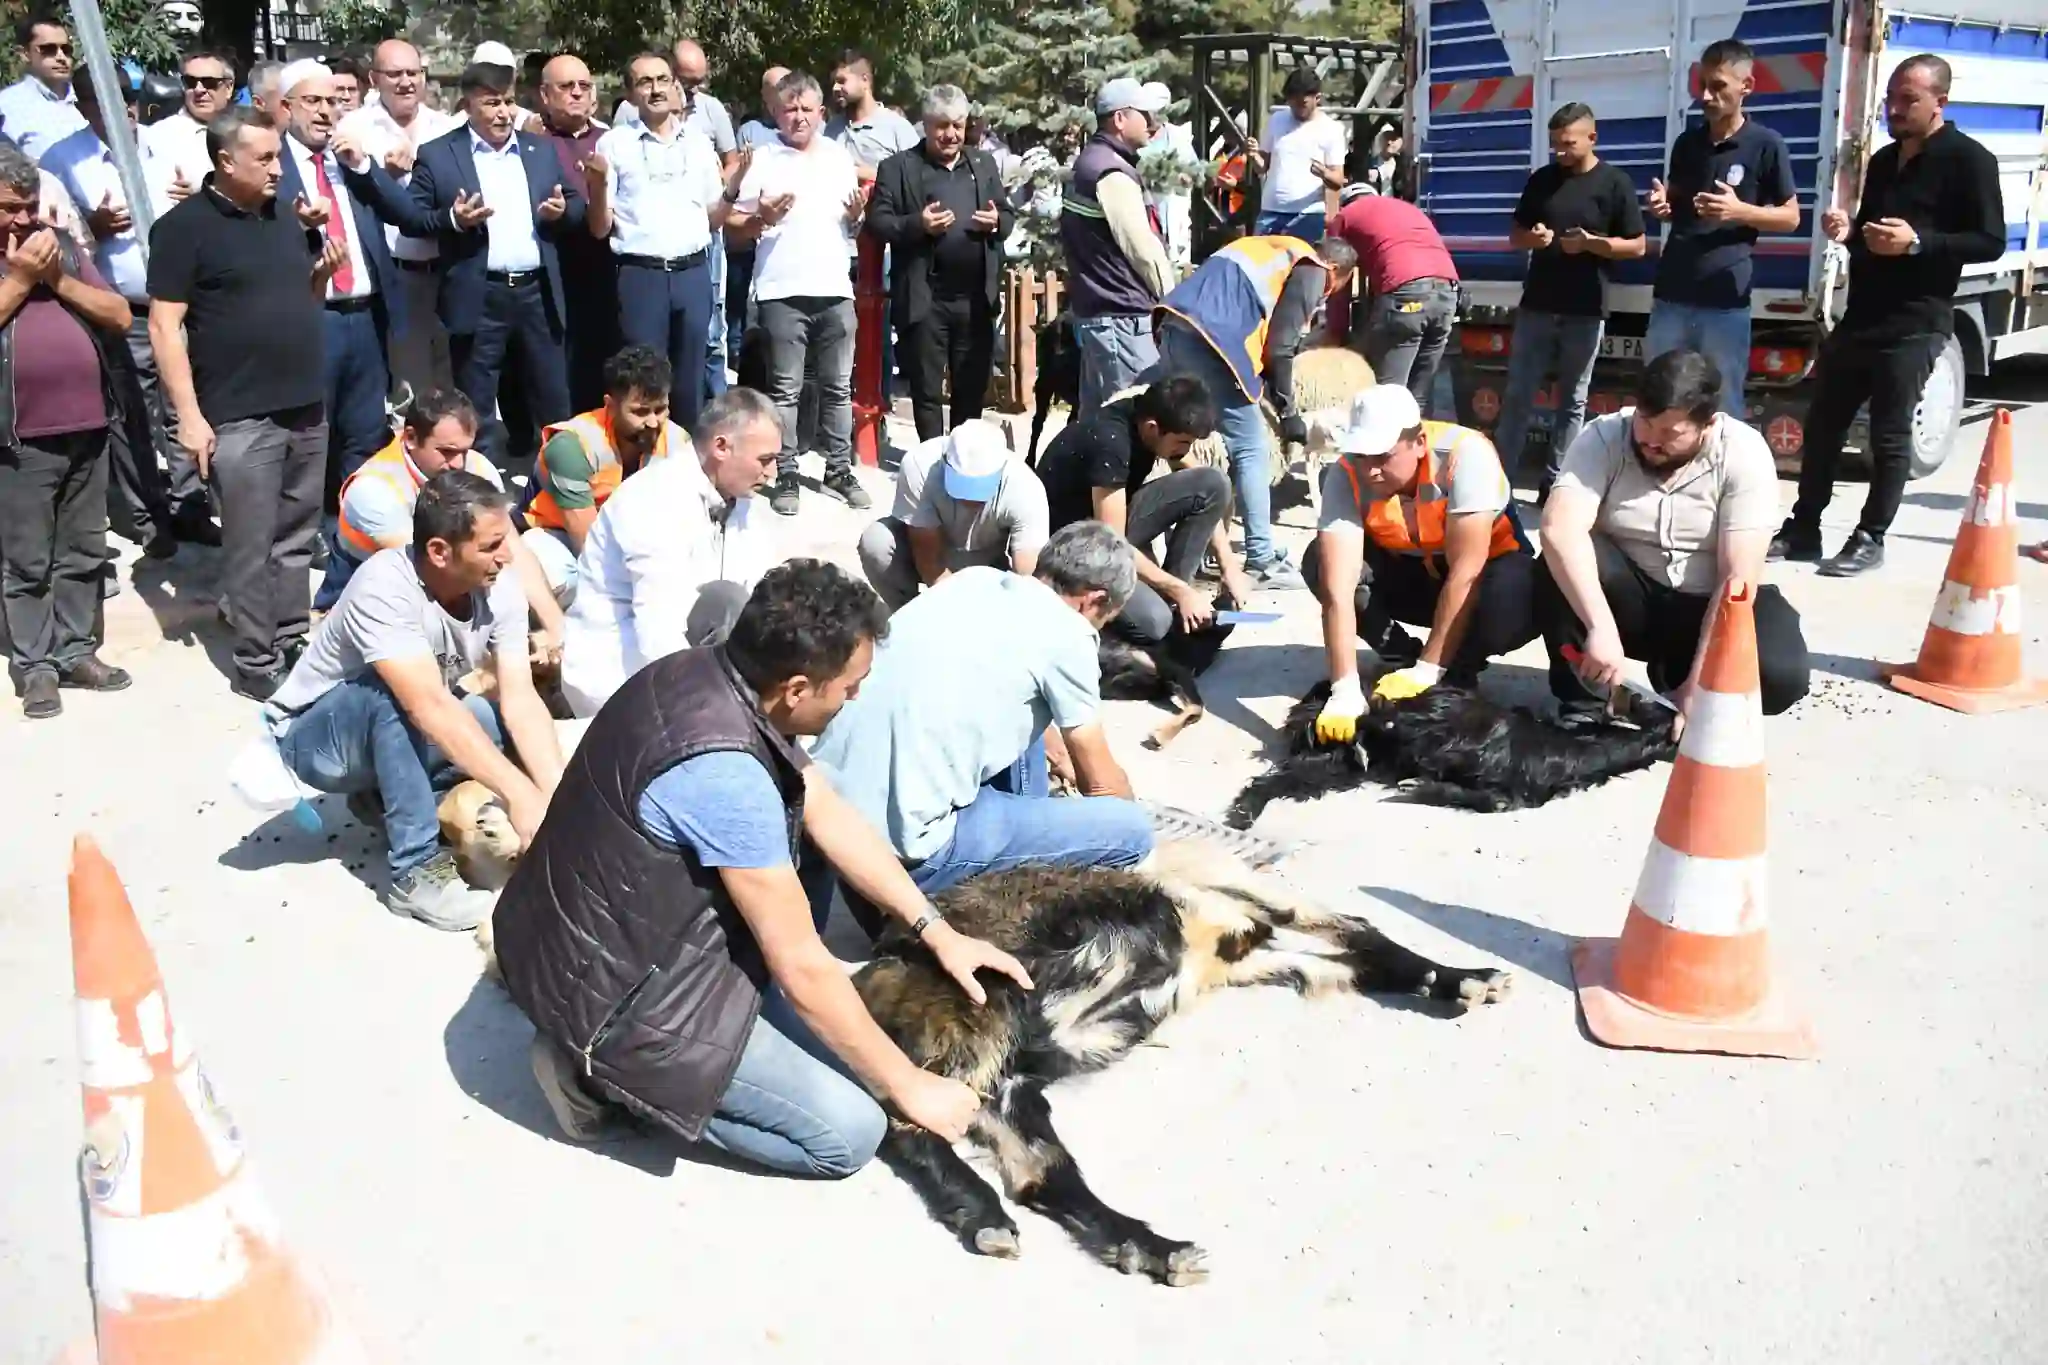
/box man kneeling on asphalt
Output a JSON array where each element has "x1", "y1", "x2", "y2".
[
  {"x1": 812, "y1": 521, "x2": 1153, "y2": 914},
  {"x1": 1538, "y1": 348, "x2": 1810, "y2": 726},
  {"x1": 1034, "y1": 375, "x2": 1257, "y2": 640},
  {"x1": 269, "y1": 471, "x2": 565, "y2": 930},
  {"x1": 559, "y1": 387, "x2": 785, "y2": 717},
  {"x1": 494, "y1": 560, "x2": 1032, "y2": 1176},
  {"x1": 325, "y1": 389, "x2": 567, "y2": 651},
  {"x1": 857, "y1": 417, "x2": 1049, "y2": 612},
  {"x1": 1303, "y1": 384, "x2": 1539, "y2": 741}
]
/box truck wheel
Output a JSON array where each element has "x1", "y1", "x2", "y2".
[{"x1": 1907, "y1": 334, "x2": 1965, "y2": 479}]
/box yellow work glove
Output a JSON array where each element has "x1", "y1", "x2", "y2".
[
  {"x1": 1315, "y1": 675, "x2": 1366, "y2": 745},
  {"x1": 1371, "y1": 661, "x2": 1445, "y2": 703}
]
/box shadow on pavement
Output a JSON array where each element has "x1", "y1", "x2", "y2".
[
  {"x1": 129, "y1": 551, "x2": 240, "y2": 683},
  {"x1": 216, "y1": 798, "x2": 382, "y2": 897},
  {"x1": 1899, "y1": 489, "x2": 2047, "y2": 520},
  {"x1": 1358, "y1": 883, "x2": 1577, "y2": 991},
  {"x1": 1806, "y1": 650, "x2": 1885, "y2": 684}
]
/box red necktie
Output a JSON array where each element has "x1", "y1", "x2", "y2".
[{"x1": 310, "y1": 154, "x2": 356, "y2": 295}]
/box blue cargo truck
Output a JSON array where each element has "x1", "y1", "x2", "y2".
[{"x1": 1410, "y1": 0, "x2": 2048, "y2": 477}]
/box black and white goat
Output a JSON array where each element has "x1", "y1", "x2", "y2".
[
  {"x1": 1227, "y1": 681, "x2": 1678, "y2": 826},
  {"x1": 1096, "y1": 622, "x2": 1234, "y2": 748},
  {"x1": 852, "y1": 840, "x2": 1510, "y2": 1284}
]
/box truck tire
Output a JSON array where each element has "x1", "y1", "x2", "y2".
[{"x1": 1908, "y1": 333, "x2": 1966, "y2": 479}]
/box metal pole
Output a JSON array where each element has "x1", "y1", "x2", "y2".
[{"x1": 68, "y1": 0, "x2": 155, "y2": 256}]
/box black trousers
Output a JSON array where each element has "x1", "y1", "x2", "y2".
[
  {"x1": 1112, "y1": 465, "x2": 1233, "y2": 643},
  {"x1": 1303, "y1": 536, "x2": 1541, "y2": 676},
  {"x1": 104, "y1": 313, "x2": 176, "y2": 545},
  {"x1": 1535, "y1": 533, "x2": 1810, "y2": 714},
  {"x1": 0, "y1": 427, "x2": 109, "y2": 677},
  {"x1": 1788, "y1": 329, "x2": 1945, "y2": 541},
  {"x1": 902, "y1": 292, "x2": 995, "y2": 442},
  {"x1": 452, "y1": 275, "x2": 572, "y2": 467}
]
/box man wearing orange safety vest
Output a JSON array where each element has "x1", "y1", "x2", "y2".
[
  {"x1": 1300, "y1": 385, "x2": 1540, "y2": 743},
  {"x1": 329, "y1": 387, "x2": 567, "y2": 642},
  {"x1": 520, "y1": 344, "x2": 689, "y2": 602},
  {"x1": 1149, "y1": 232, "x2": 1357, "y2": 591}
]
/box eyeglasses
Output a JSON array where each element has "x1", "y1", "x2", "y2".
[
  {"x1": 182, "y1": 74, "x2": 230, "y2": 91},
  {"x1": 374, "y1": 66, "x2": 424, "y2": 80},
  {"x1": 547, "y1": 79, "x2": 595, "y2": 93},
  {"x1": 34, "y1": 42, "x2": 72, "y2": 57}
]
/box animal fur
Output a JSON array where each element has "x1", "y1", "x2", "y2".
[
  {"x1": 1227, "y1": 681, "x2": 1679, "y2": 827},
  {"x1": 1026, "y1": 311, "x2": 1081, "y2": 466},
  {"x1": 1096, "y1": 621, "x2": 1234, "y2": 750},
  {"x1": 852, "y1": 841, "x2": 1510, "y2": 1284}
]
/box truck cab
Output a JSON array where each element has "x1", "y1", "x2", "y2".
[{"x1": 1411, "y1": 0, "x2": 2048, "y2": 477}]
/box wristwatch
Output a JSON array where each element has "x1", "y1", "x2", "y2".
[
  {"x1": 721, "y1": 185, "x2": 741, "y2": 204},
  {"x1": 908, "y1": 906, "x2": 945, "y2": 941},
  {"x1": 1906, "y1": 229, "x2": 1923, "y2": 256}
]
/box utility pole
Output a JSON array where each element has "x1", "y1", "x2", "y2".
[{"x1": 68, "y1": 0, "x2": 155, "y2": 256}]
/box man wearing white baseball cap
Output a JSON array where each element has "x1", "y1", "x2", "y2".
[
  {"x1": 1059, "y1": 76, "x2": 1176, "y2": 417},
  {"x1": 1300, "y1": 384, "x2": 1539, "y2": 743},
  {"x1": 858, "y1": 418, "x2": 1049, "y2": 611}
]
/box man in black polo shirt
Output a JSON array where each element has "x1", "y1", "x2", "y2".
[
  {"x1": 1036, "y1": 375, "x2": 1253, "y2": 642},
  {"x1": 866, "y1": 83, "x2": 1012, "y2": 442},
  {"x1": 1644, "y1": 38, "x2": 1800, "y2": 416},
  {"x1": 150, "y1": 106, "x2": 348, "y2": 699},
  {"x1": 1769, "y1": 53, "x2": 2004, "y2": 578},
  {"x1": 1491, "y1": 102, "x2": 1647, "y2": 495}
]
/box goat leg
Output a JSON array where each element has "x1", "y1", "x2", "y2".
[
  {"x1": 979, "y1": 1081, "x2": 1208, "y2": 1287},
  {"x1": 1333, "y1": 919, "x2": 1514, "y2": 1013},
  {"x1": 877, "y1": 1120, "x2": 1022, "y2": 1259}
]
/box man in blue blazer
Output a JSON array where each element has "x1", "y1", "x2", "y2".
[
  {"x1": 403, "y1": 60, "x2": 587, "y2": 462},
  {"x1": 272, "y1": 58, "x2": 430, "y2": 600}
]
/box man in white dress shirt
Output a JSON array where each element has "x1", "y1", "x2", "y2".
[
  {"x1": 0, "y1": 12, "x2": 86, "y2": 161},
  {"x1": 587, "y1": 52, "x2": 731, "y2": 432},
  {"x1": 139, "y1": 47, "x2": 235, "y2": 218},
  {"x1": 560, "y1": 387, "x2": 783, "y2": 718},
  {"x1": 335, "y1": 39, "x2": 458, "y2": 397}
]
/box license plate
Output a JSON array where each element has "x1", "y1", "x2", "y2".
[{"x1": 1600, "y1": 335, "x2": 1645, "y2": 360}]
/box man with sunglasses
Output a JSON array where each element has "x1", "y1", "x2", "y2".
[
  {"x1": 335, "y1": 39, "x2": 460, "y2": 398},
  {"x1": 535, "y1": 52, "x2": 615, "y2": 414},
  {"x1": 0, "y1": 11, "x2": 85, "y2": 161},
  {"x1": 140, "y1": 48, "x2": 236, "y2": 217}
]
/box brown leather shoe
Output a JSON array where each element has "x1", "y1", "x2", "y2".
[
  {"x1": 59, "y1": 656, "x2": 133, "y2": 692},
  {"x1": 22, "y1": 671, "x2": 60, "y2": 719}
]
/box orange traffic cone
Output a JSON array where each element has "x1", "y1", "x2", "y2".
[
  {"x1": 67, "y1": 835, "x2": 370, "y2": 1364},
  {"x1": 1882, "y1": 408, "x2": 2048, "y2": 713},
  {"x1": 1571, "y1": 582, "x2": 1817, "y2": 1059}
]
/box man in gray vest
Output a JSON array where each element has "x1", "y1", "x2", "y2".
[
  {"x1": 494, "y1": 559, "x2": 1032, "y2": 1177},
  {"x1": 1060, "y1": 78, "x2": 1176, "y2": 416}
]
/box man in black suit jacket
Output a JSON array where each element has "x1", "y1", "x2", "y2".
[
  {"x1": 273, "y1": 59, "x2": 430, "y2": 601},
  {"x1": 402, "y1": 61, "x2": 587, "y2": 462},
  {"x1": 865, "y1": 85, "x2": 1013, "y2": 442}
]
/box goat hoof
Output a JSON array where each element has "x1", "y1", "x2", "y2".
[
  {"x1": 972, "y1": 1224, "x2": 1022, "y2": 1258},
  {"x1": 1451, "y1": 968, "x2": 1513, "y2": 1009},
  {"x1": 1163, "y1": 1244, "x2": 1210, "y2": 1287},
  {"x1": 1410, "y1": 968, "x2": 1438, "y2": 997},
  {"x1": 1109, "y1": 1234, "x2": 1208, "y2": 1285}
]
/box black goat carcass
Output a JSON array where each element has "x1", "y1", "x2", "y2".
[
  {"x1": 852, "y1": 841, "x2": 1510, "y2": 1284},
  {"x1": 1096, "y1": 621, "x2": 1234, "y2": 748},
  {"x1": 1227, "y1": 681, "x2": 1678, "y2": 826}
]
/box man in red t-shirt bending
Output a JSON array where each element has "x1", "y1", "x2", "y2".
[{"x1": 1329, "y1": 186, "x2": 1460, "y2": 412}]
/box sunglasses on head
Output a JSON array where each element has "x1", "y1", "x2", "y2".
[
  {"x1": 183, "y1": 73, "x2": 230, "y2": 91},
  {"x1": 35, "y1": 41, "x2": 72, "y2": 56}
]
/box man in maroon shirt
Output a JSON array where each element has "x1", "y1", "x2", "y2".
[
  {"x1": 0, "y1": 141, "x2": 139, "y2": 718},
  {"x1": 536, "y1": 51, "x2": 616, "y2": 413},
  {"x1": 1330, "y1": 184, "x2": 1460, "y2": 411}
]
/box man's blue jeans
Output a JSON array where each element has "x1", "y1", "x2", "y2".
[
  {"x1": 700, "y1": 977, "x2": 888, "y2": 1179},
  {"x1": 1254, "y1": 208, "x2": 1326, "y2": 240},
  {"x1": 1074, "y1": 313, "x2": 1160, "y2": 416},
  {"x1": 1644, "y1": 300, "x2": 1750, "y2": 417},
  {"x1": 906, "y1": 736, "x2": 1155, "y2": 896},
  {"x1": 704, "y1": 234, "x2": 730, "y2": 403},
  {"x1": 1152, "y1": 321, "x2": 1285, "y2": 569},
  {"x1": 275, "y1": 678, "x2": 504, "y2": 881},
  {"x1": 1490, "y1": 309, "x2": 1605, "y2": 491}
]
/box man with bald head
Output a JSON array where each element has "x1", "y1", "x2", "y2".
[
  {"x1": 275, "y1": 59, "x2": 434, "y2": 602},
  {"x1": 337, "y1": 38, "x2": 460, "y2": 395},
  {"x1": 726, "y1": 65, "x2": 791, "y2": 366},
  {"x1": 536, "y1": 51, "x2": 615, "y2": 411}
]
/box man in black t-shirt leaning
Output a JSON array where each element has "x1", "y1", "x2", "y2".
[
  {"x1": 1769, "y1": 54, "x2": 2006, "y2": 579},
  {"x1": 1491, "y1": 102, "x2": 1647, "y2": 495},
  {"x1": 1037, "y1": 376, "x2": 1255, "y2": 642}
]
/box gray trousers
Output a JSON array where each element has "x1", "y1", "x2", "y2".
[
  {"x1": 857, "y1": 515, "x2": 1009, "y2": 611},
  {"x1": 759, "y1": 296, "x2": 855, "y2": 478},
  {"x1": 1074, "y1": 313, "x2": 1159, "y2": 417},
  {"x1": 0, "y1": 427, "x2": 110, "y2": 677},
  {"x1": 123, "y1": 312, "x2": 205, "y2": 518},
  {"x1": 389, "y1": 264, "x2": 454, "y2": 401},
  {"x1": 210, "y1": 404, "x2": 326, "y2": 677},
  {"x1": 1357, "y1": 277, "x2": 1458, "y2": 415}
]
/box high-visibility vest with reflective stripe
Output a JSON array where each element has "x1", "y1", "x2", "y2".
[
  {"x1": 524, "y1": 409, "x2": 684, "y2": 531},
  {"x1": 1155, "y1": 234, "x2": 1321, "y2": 403},
  {"x1": 336, "y1": 435, "x2": 419, "y2": 559},
  {"x1": 1342, "y1": 421, "x2": 1527, "y2": 564}
]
